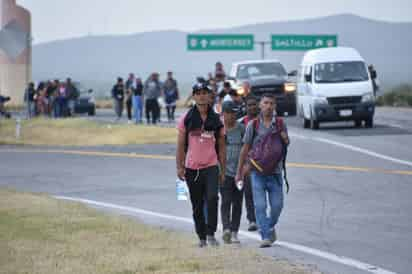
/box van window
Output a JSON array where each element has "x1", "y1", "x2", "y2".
[
  {"x1": 237, "y1": 62, "x2": 287, "y2": 79},
  {"x1": 314, "y1": 61, "x2": 369, "y2": 83}
]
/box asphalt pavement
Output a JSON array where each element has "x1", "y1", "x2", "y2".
[{"x1": 1, "y1": 107, "x2": 412, "y2": 274}]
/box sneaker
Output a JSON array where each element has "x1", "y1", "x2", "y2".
[
  {"x1": 231, "y1": 232, "x2": 240, "y2": 244},
  {"x1": 259, "y1": 239, "x2": 272, "y2": 248},
  {"x1": 207, "y1": 235, "x2": 219, "y2": 247},
  {"x1": 222, "y1": 229, "x2": 231, "y2": 244},
  {"x1": 248, "y1": 222, "x2": 258, "y2": 231},
  {"x1": 198, "y1": 239, "x2": 207, "y2": 248},
  {"x1": 128, "y1": 120, "x2": 132, "y2": 124},
  {"x1": 270, "y1": 229, "x2": 277, "y2": 244}
]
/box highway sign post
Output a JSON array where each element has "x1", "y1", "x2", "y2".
[{"x1": 187, "y1": 34, "x2": 254, "y2": 51}]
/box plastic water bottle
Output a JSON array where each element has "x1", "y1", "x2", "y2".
[
  {"x1": 15, "y1": 118, "x2": 21, "y2": 139},
  {"x1": 176, "y1": 178, "x2": 188, "y2": 201},
  {"x1": 236, "y1": 180, "x2": 244, "y2": 191}
]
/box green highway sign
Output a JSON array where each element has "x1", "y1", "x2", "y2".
[
  {"x1": 187, "y1": 34, "x2": 254, "y2": 51},
  {"x1": 271, "y1": 35, "x2": 338, "y2": 50}
]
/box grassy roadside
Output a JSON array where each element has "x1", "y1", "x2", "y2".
[
  {"x1": 0, "y1": 189, "x2": 316, "y2": 274},
  {"x1": 0, "y1": 118, "x2": 177, "y2": 146},
  {"x1": 376, "y1": 84, "x2": 412, "y2": 107}
]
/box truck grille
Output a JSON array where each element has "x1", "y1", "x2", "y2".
[
  {"x1": 251, "y1": 85, "x2": 283, "y2": 96},
  {"x1": 327, "y1": 96, "x2": 361, "y2": 105}
]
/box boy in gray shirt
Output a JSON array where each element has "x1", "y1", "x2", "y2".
[{"x1": 220, "y1": 101, "x2": 245, "y2": 244}]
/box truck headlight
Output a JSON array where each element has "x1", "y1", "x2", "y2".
[
  {"x1": 361, "y1": 93, "x2": 374, "y2": 103},
  {"x1": 89, "y1": 97, "x2": 95, "y2": 104},
  {"x1": 237, "y1": 87, "x2": 245, "y2": 96},
  {"x1": 284, "y1": 83, "x2": 296, "y2": 93},
  {"x1": 313, "y1": 96, "x2": 328, "y2": 105}
]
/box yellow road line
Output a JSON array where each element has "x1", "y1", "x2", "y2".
[{"x1": 2, "y1": 148, "x2": 412, "y2": 176}]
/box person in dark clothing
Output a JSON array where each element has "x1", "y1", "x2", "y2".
[
  {"x1": 215, "y1": 61, "x2": 226, "y2": 82},
  {"x1": 133, "y1": 78, "x2": 144, "y2": 124},
  {"x1": 55, "y1": 83, "x2": 68, "y2": 118},
  {"x1": 176, "y1": 82, "x2": 226, "y2": 248},
  {"x1": 0, "y1": 93, "x2": 11, "y2": 118},
  {"x1": 125, "y1": 73, "x2": 136, "y2": 123},
  {"x1": 368, "y1": 65, "x2": 379, "y2": 96},
  {"x1": 144, "y1": 73, "x2": 162, "y2": 124},
  {"x1": 237, "y1": 95, "x2": 259, "y2": 231},
  {"x1": 164, "y1": 71, "x2": 179, "y2": 122},
  {"x1": 24, "y1": 82, "x2": 36, "y2": 118},
  {"x1": 47, "y1": 80, "x2": 59, "y2": 117},
  {"x1": 66, "y1": 78, "x2": 79, "y2": 117},
  {"x1": 112, "y1": 77, "x2": 125, "y2": 120}
]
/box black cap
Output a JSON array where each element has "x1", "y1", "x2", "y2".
[
  {"x1": 222, "y1": 100, "x2": 239, "y2": 113},
  {"x1": 192, "y1": 82, "x2": 211, "y2": 94}
]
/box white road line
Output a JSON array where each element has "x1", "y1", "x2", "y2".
[
  {"x1": 289, "y1": 132, "x2": 310, "y2": 140},
  {"x1": 313, "y1": 137, "x2": 412, "y2": 168},
  {"x1": 54, "y1": 196, "x2": 397, "y2": 274}
]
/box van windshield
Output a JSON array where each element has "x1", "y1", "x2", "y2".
[
  {"x1": 314, "y1": 61, "x2": 369, "y2": 83},
  {"x1": 236, "y1": 62, "x2": 287, "y2": 79}
]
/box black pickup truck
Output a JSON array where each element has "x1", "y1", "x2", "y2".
[{"x1": 229, "y1": 60, "x2": 297, "y2": 116}]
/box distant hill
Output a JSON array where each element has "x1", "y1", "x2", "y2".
[{"x1": 33, "y1": 14, "x2": 412, "y2": 97}]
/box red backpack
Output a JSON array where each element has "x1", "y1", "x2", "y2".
[{"x1": 248, "y1": 117, "x2": 290, "y2": 193}]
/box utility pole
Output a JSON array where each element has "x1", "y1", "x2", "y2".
[{"x1": 255, "y1": 41, "x2": 271, "y2": 60}]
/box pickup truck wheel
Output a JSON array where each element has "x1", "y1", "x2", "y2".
[{"x1": 365, "y1": 117, "x2": 373, "y2": 128}]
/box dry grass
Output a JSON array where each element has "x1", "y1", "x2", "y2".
[
  {"x1": 0, "y1": 118, "x2": 177, "y2": 146},
  {"x1": 95, "y1": 99, "x2": 114, "y2": 109},
  {"x1": 0, "y1": 189, "x2": 317, "y2": 274},
  {"x1": 3, "y1": 102, "x2": 24, "y2": 111}
]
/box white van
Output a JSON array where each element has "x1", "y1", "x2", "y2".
[{"x1": 297, "y1": 47, "x2": 376, "y2": 129}]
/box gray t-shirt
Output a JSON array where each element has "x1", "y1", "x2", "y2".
[
  {"x1": 144, "y1": 80, "x2": 162, "y2": 99},
  {"x1": 243, "y1": 116, "x2": 288, "y2": 174},
  {"x1": 226, "y1": 122, "x2": 245, "y2": 177}
]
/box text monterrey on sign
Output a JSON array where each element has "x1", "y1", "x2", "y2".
[
  {"x1": 187, "y1": 34, "x2": 338, "y2": 51},
  {"x1": 187, "y1": 34, "x2": 254, "y2": 50}
]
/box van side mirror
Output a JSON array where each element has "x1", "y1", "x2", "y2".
[
  {"x1": 88, "y1": 89, "x2": 93, "y2": 93},
  {"x1": 288, "y1": 70, "x2": 297, "y2": 77},
  {"x1": 305, "y1": 74, "x2": 312, "y2": 82}
]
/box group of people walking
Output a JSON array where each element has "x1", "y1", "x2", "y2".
[
  {"x1": 176, "y1": 75, "x2": 290, "y2": 248},
  {"x1": 111, "y1": 71, "x2": 179, "y2": 125},
  {"x1": 23, "y1": 78, "x2": 79, "y2": 118}
]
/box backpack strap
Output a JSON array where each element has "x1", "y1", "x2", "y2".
[
  {"x1": 275, "y1": 117, "x2": 289, "y2": 193},
  {"x1": 251, "y1": 118, "x2": 259, "y2": 143}
]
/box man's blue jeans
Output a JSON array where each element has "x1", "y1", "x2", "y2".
[
  {"x1": 132, "y1": 95, "x2": 142, "y2": 123},
  {"x1": 251, "y1": 171, "x2": 284, "y2": 240}
]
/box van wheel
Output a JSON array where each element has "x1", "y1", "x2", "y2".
[
  {"x1": 365, "y1": 117, "x2": 373, "y2": 128},
  {"x1": 311, "y1": 119, "x2": 319, "y2": 130},
  {"x1": 303, "y1": 118, "x2": 310, "y2": 128},
  {"x1": 310, "y1": 108, "x2": 319, "y2": 130},
  {"x1": 354, "y1": 119, "x2": 362, "y2": 128}
]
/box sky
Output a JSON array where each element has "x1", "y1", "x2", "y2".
[{"x1": 16, "y1": 0, "x2": 412, "y2": 44}]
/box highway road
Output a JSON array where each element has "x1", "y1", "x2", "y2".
[{"x1": 1, "y1": 107, "x2": 411, "y2": 274}]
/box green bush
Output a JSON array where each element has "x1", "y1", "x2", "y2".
[{"x1": 377, "y1": 84, "x2": 412, "y2": 107}]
